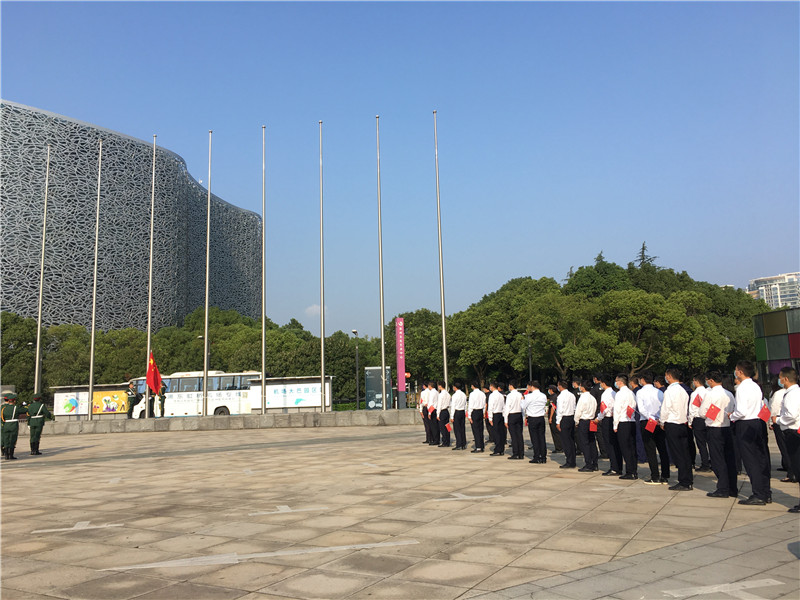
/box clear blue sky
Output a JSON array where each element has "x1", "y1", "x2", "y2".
[{"x1": 3, "y1": 1, "x2": 798, "y2": 338}]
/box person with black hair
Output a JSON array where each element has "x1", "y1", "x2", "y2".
[
  {"x1": 523, "y1": 381, "x2": 548, "y2": 463},
  {"x1": 661, "y1": 369, "x2": 693, "y2": 491},
  {"x1": 575, "y1": 380, "x2": 598, "y2": 472},
  {"x1": 488, "y1": 382, "x2": 506, "y2": 455},
  {"x1": 689, "y1": 374, "x2": 712, "y2": 472},
  {"x1": 638, "y1": 371, "x2": 670, "y2": 485},
  {"x1": 468, "y1": 382, "x2": 486, "y2": 453},
  {"x1": 547, "y1": 385, "x2": 563, "y2": 454},
  {"x1": 592, "y1": 373, "x2": 608, "y2": 459},
  {"x1": 556, "y1": 380, "x2": 577, "y2": 469},
  {"x1": 614, "y1": 374, "x2": 638, "y2": 480},
  {"x1": 776, "y1": 367, "x2": 800, "y2": 513},
  {"x1": 596, "y1": 375, "x2": 622, "y2": 476},
  {"x1": 436, "y1": 381, "x2": 451, "y2": 448},
  {"x1": 450, "y1": 382, "x2": 468, "y2": 450},
  {"x1": 701, "y1": 371, "x2": 738, "y2": 498},
  {"x1": 505, "y1": 381, "x2": 525, "y2": 460},
  {"x1": 731, "y1": 361, "x2": 771, "y2": 505},
  {"x1": 770, "y1": 376, "x2": 795, "y2": 483}
]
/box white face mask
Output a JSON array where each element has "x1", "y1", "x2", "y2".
[
  {"x1": 614, "y1": 382, "x2": 621, "y2": 390},
  {"x1": 778, "y1": 380, "x2": 785, "y2": 389}
]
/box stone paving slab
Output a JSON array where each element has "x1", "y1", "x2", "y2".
[{"x1": 2, "y1": 425, "x2": 798, "y2": 600}]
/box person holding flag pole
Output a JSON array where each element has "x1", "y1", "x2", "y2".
[{"x1": 146, "y1": 352, "x2": 163, "y2": 418}]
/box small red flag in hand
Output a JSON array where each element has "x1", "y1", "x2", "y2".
[
  {"x1": 446, "y1": 423, "x2": 452, "y2": 432},
  {"x1": 692, "y1": 396, "x2": 702, "y2": 407},
  {"x1": 626, "y1": 406, "x2": 635, "y2": 418},
  {"x1": 758, "y1": 404, "x2": 771, "y2": 423},
  {"x1": 146, "y1": 352, "x2": 162, "y2": 394},
  {"x1": 705, "y1": 404, "x2": 721, "y2": 421},
  {"x1": 599, "y1": 401, "x2": 607, "y2": 413},
  {"x1": 645, "y1": 419, "x2": 657, "y2": 433},
  {"x1": 589, "y1": 421, "x2": 598, "y2": 432}
]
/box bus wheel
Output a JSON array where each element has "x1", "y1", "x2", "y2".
[{"x1": 213, "y1": 407, "x2": 230, "y2": 416}]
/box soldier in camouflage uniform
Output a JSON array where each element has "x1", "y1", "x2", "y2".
[
  {"x1": 26, "y1": 394, "x2": 52, "y2": 455},
  {"x1": 1, "y1": 394, "x2": 27, "y2": 460}
]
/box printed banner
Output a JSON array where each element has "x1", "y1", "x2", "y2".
[
  {"x1": 92, "y1": 390, "x2": 129, "y2": 415},
  {"x1": 396, "y1": 317, "x2": 406, "y2": 392}
]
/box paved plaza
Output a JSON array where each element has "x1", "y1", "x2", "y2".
[{"x1": 1, "y1": 424, "x2": 798, "y2": 599}]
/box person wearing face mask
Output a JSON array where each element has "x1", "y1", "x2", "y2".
[
  {"x1": 547, "y1": 385, "x2": 563, "y2": 454},
  {"x1": 637, "y1": 371, "x2": 670, "y2": 485},
  {"x1": 776, "y1": 367, "x2": 800, "y2": 513},
  {"x1": 555, "y1": 380, "x2": 577, "y2": 469},
  {"x1": 688, "y1": 374, "x2": 712, "y2": 473},
  {"x1": 488, "y1": 382, "x2": 506, "y2": 456},
  {"x1": 700, "y1": 371, "x2": 738, "y2": 498},
  {"x1": 613, "y1": 374, "x2": 638, "y2": 480},
  {"x1": 730, "y1": 361, "x2": 771, "y2": 505},
  {"x1": 770, "y1": 375, "x2": 795, "y2": 483},
  {"x1": 660, "y1": 369, "x2": 693, "y2": 491},
  {"x1": 595, "y1": 374, "x2": 622, "y2": 476}
]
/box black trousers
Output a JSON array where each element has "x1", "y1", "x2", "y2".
[
  {"x1": 470, "y1": 409, "x2": 485, "y2": 449},
  {"x1": 596, "y1": 423, "x2": 608, "y2": 458},
  {"x1": 492, "y1": 412, "x2": 506, "y2": 453},
  {"x1": 429, "y1": 409, "x2": 440, "y2": 444},
  {"x1": 559, "y1": 416, "x2": 576, "y2": 467},
  {"x1": 549, "y1": 418, "x2": 563, "y2": 452},
  {"x1": 453, "y1": 410, "x2": 467, "y2": 448},
  {"x1": 577, "y1": 420, "x2": 598, "y2": 469},
  {"x1": 664, "y1": 423, "x2": 693, "y2": 487},
  {"x1": 731, "y1": 421, "x2": 743, "y2": 473},
  {"x1": 707, "y1": 426, "x2": 738, "y2": 495},
  {"x1": 690, "y1": 417, "x2": 711, "y2": 468},
  {"x1": 617, "y1": 421, "x2": 638, "y2": 476},
  {"x1": 601, "y1": 418, "x2": 622, "y2": 473},
  {"x1": 635, "y1": 414, "x2": 647, "y2": 463},
  {"x1": 508, "y1": 413, "x2": 524, "y2": 458},
  {"x1": 422, "y1": 409, "x2": 432, "y2": 443},
  {"x1": 485, "y1": 414, "x2": 495, "y2": 450},
  {"x1": 528, "y1": 416, "x2": 547, "y2": 461},
  {"x1": 438, "y1": 409, "x2": 451, "y2": 446},
  {"x1": 773, "y1": 425, "x2": 794, "y2": 477},
  {"x1": 640, "y1": 421, "x2": 670, "y2": 480},
  {"x1": 782, "y1": 429, "x2": 800, "y2": 503},
  {"x1": 737, "y1": 419, "x2": 771, "y2": 501}
]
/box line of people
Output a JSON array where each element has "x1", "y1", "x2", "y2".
[
  {"x1": 417, "y1": 361, "x2": 800, "y2": 513},
  {"x1": 1, "y1": 393, "x2": 53, "y2": 459}
]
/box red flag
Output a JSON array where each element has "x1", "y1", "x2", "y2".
[
  {"x1": 626, "y1": 406, "x2": 635, "y2": 418},
  {"x1": 645, "y1": 419, "x2": 658, "y2": 433},
  {"x1": 146, "y1": 352, "x2": 162, "y2": 394},
  {"x1": 692, "y1": 396, "x2": 702, "y2": 407},
  {"x1": 599, "y1": 401, "x2": 607, "y2": 413},
  {"x1": 705, "y1": 404, "x2": 721, "y2": 421},
  {"x1": 758, "y1": 404, "x2": 771, "y2": 423},
  {"x1": 589, "y1": 421, "x2": 598, "y2": 432},
  {"x1": 446, "y1": 423, "x2": 452, "y2": 432}
]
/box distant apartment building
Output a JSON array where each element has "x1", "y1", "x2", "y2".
[{"x1": 747, "y1": 272, "x2": 800, "y2": 309}]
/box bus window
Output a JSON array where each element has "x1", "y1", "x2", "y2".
[
  {"x1": 163, "y1": 379, "x2": 173, "y2": 393},
  {"x1": 209, "y1": 377, "x2": 221, "y2": 392},
  {"x1": 220, "y1": 376, "x2": 235, "y2": 390},
  {"x1": 136, "y1": 381, "x2": 147, "y2": 395},
  {"x1": 179, "y1": 377, "x2": 200, "y2": 393}
]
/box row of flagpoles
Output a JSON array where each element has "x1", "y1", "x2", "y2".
[{"x1": 31, "y1": 112, "x2": 448, "y2": 417}]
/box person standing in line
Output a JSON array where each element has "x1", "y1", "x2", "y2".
[
  {"x1": 628, "y1": 376, "x2": 646, "y2": 464},
  {"x1": 427, "y1": 382, "x2": 440, "y2": 446},
  {"x1": 1, "y1": 394, "x2": 26, "y2": 460},
  {"x1": 770, "y1": 377, "x2": 796, "y2": 483},
  {"x1": 614, "y1": 374, "x2": 639, "y2": 480},
  {"x1": 483, "y1": 384, "x2": 494, "y2": 452},
  {"x1": 547, "y1": 385, "x2": 563, "y2": 454},
  {"x1": 689, "y1": 374, "x2": 712, "y2": 472},
  {"x1": 419, "y1": 381, "x2": 432, "y2": 444},
  {"x1": 156, "y1": 381, "x2": 168, "y2": 418},
  {"x1": 638, "y1": 372, "x2": 670, "y2": 485},
  {"x1": 575, "y1": 380, "x2": 598, "y2": 472},
  {"x1": 523, "y1": 381, "x2": 548, "y2": 463},
  {"x1": 26, "y1": 394, "x2": 52, "y2": 455},
  {"x1": 776, "y1": 367, "x2": 800, "y2": 513},
  {"x1": 596, "y1": 375, "x2": 621, "y2": 476},
  {"x1": 450, "y1": 382, "x2": 468, "y2": 451},
  {"x1": 730, "y1": 361, "x2": 771, "y2": 505},
  {"x1": 591, "y1": 374, "x2": 609, "y2": 459},
  {"x1": 468, "y1": 382, "x2": 486, "y2": 453},
  {"x1": 126, "y1": 381, "x2": 143, "y2": 419},
  {"x1": 701, "y1": 371, "x2": 738, "y2": 498},
  {"x1": 488, "y1": 382, "x2": 506, "y2": 456},
  {"x1": 556, "y1": 380, "x2": 577, "y2": 469},
  {"x1": 661, "y1": 369, "x2": 693, "y2": 491},
  {"x1": 571, "y1": 377, "x2": 584, "y2": 456},
  {"x1": 504, "y1": 381, "x2": 524, "y2": 460},
  {"x1": 436, "y1": 381, "x2": 451, "y2": 448},
  {"x1": 1, "y1": 393, "x2": 11, "y2": 456}
]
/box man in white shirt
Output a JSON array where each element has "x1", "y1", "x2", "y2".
[
  {"x1": 769, "y1": 379, "x2": 794, "y2": 483},
  {"x1": 613, "y1": 374, "x2": 638, "y2": 480},
  {"x1": 777, "y1": 367, "x2": 800, "y2": 513},
  {"x1": 661, "y1": 369, "x2": 693, "y2": 491},
  {"x1": 730, "y1": 361, "x2": 771, "y2": 505},
  {"x1": 638, "y1": 372, "x2": 670, "y2": 485},
  {"x1": 420, "y1": 384, "x2": 433, "y2": 445},
  {"x1": 436, "y1": 382, "x2": 452, "y2": 447},
  {"x1": 575, "y1": 380, "x2": 598, "y2": 472},
  {"x1": 523, "y1": 381, "x2": 548, "y2": 463},
  {"x1": 556, "y1": 380, "x2": 577, "y2": 469},
  {"x1": 450, "y1": 382, "x2": 468, "y2": 451},
  {"x1": 595, "y1": 375, "x2": 621, "y2": 476},
  {"x1": 689, "y1": 374, "x2": 712, "y2": 472},
  {"x1": 701, "y1": 371, "x2": 738, "y2": 498},
  {"x1": 426, "y1": 382, "x2": 440, "y2": 446},
  {"x1": 488, "y1": 382, "x2": 506, "y2": 456},
  {"x1": 468, "y1": 382, "x2": 486, "y2": 453},
  {"x1": 504, "y1": 381, "x2": 524, "y2": 460}
]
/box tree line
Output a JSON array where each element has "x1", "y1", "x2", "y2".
[{"x1": 1, "y1": 247, "x2": 770, "y2": 404}]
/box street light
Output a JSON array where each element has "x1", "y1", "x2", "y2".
[{"x1": 351, "y1": 330, "x2": 359, "y2": 411}]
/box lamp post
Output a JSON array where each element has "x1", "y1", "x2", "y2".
[{"x1": 352, "y1": 329, "x2": 359, "y2": 410}]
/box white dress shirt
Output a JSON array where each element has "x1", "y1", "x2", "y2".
[
  {"x1": 436, "y1": 389, "x2": 451, "y2": 416},
  {"x1": 613, "y1": 385, "x2": 636, "y2": 429},
  {"x1": 451, "y1": 389, "x2": 467, "y2": 411},
  {"x1": 555, "y1": 389, "x2": 576, "y2": 425},
  {"x1": 468, "y1": 389, "x2": 486, "y2": 412},
  {"x1": 575, "y1": 392, "x2": 597, "y2": 421},
  {"x1": 636, "y1": 384, "x2": 662, "y2": 421},
  {"x1": 522, "y1": 390, "x2": 547, "y2": 418},
  {"x1": 688, "y1": 386, "x2": 706, "y2": 421},
  {"x1": 770, "y1": 388, "x2": 786, "y2": 419},
  {"x1": 731, "y1": 378, "x2": 765, "y2": 421},
  {"x1": 488, "y1": 390, "x2": 505, "y2": 417},
  {"x1": 597, "y1": 387, "x2": 615, "y2": 420},
  {"x1": 503, "y1": 389, "x2": 523, "y2": 423},
  {"x1": 419, "y1": 387, "x2": 429, "y2": 413},
  {"x1": 778, "y1": 384, "x2": 800, "y2": 431},
  {"x1": 700, "y1": 384, "x2": 733, "y2": 427},
  {"x1": 660, "y1": 382, "x2": 689, "y2": 425}
]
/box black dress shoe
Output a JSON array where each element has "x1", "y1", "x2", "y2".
[
  {"x1": 788, "y1": 505, "x2": 800, "y2": 513},
  {"x1": 668, "y1": 484, "x2": 693, "y2": 491},
  {"x1": 738, "y1": 495, "x2": 766, "y2": 505},
  {"x1": 696, "y1": 466, "x2": 712, "y2": 473},
  {"x1": 707, "y1": 490, "x2": 729, "y2": 498},
  {"x1": 490, "y1": 452, "x2": 503, "y2": 456},
  {"x1": 578, "y1": 466, "x2": 593, "y2": 472},
  {"x1": 559, "y1": 464, "x2": 575, "y2": 469},
  {"x1": 452, "y1": 446, "x2": 460, "y2": 451},
  {"x1": 619, "y1": 473, "x2": 638, "y2": 480},
  {"x1": 601, "y1": 470, "x2": 618, "y2": 476}
]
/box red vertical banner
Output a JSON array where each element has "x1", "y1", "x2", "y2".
[{"x1": 396, "y1": 318, "x2": 406, "y2": 392}]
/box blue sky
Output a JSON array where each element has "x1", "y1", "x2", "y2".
[{"x1": 3, "y1": 1, "x2": 798, "y2": 338}]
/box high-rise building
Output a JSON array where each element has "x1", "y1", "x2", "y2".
[
  {"x1": 747, "y1": 273, "x2": 799, "y2": 309},
  {"x1": 0, "y1": 100, "x2": 261, "y2": 331}
]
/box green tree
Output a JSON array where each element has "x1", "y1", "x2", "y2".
[
  {"x1": 449, "y1": 302, "x2": 514, "y2": 386},
  {"x1": 42, "y1": 324, "x2": 91, "y2": 388},
  {"x1": 563, "y1": 260, "x2": 632, "y2": 297},
  {"x1": 0, "y1": 312, "x2": 39, "y2": 402}
]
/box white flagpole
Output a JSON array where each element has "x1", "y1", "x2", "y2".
[
  {"x1": 319, "y1": 121, "x2": 326, "y2": 412},
  {"x1": 203, "y1": 130, "x2": 212, "y2": 416},
  {"x1": 34, "y1": 145, "x2": 51, "y2": 395},
  {"x1": 88, "y1": 139, "x2": 103, "y2": 421},
  {"x1": 145, "y1": 135, "x2": 157, "y2": 419},
  {"x1": 376, "y1": 116, "x2": 387, "y2": 410},
  {"x1": 261, "y1": 125, "x2": 267, "y2": 414},
  {"x1": 433, "y1": 111, "x2": 448, "y2": 386}
]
